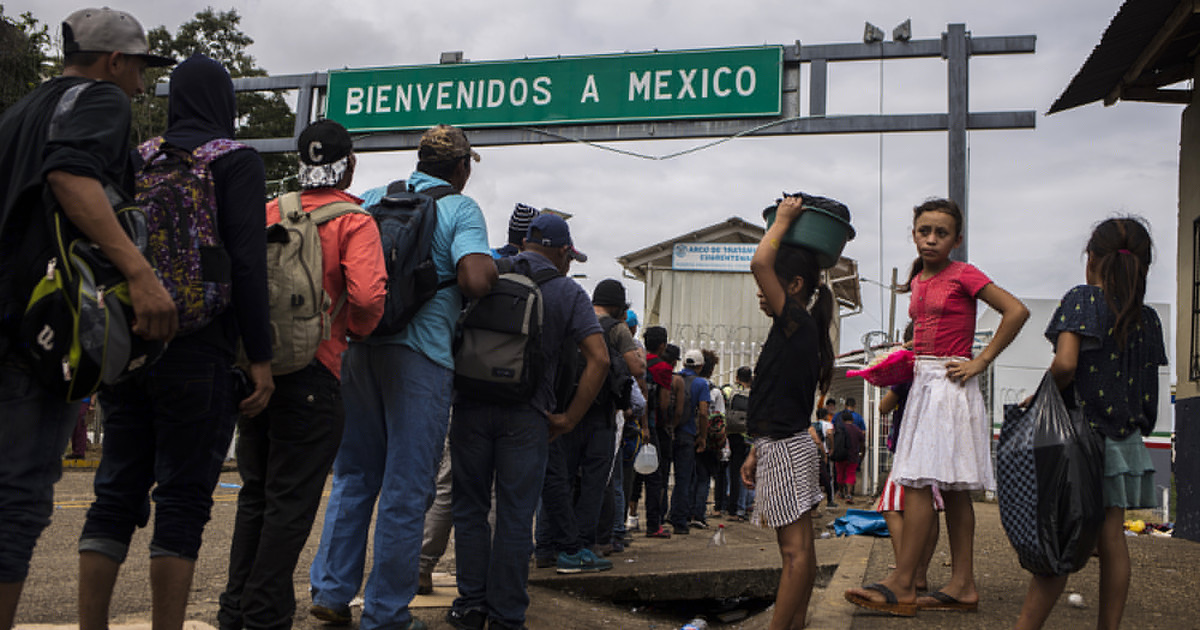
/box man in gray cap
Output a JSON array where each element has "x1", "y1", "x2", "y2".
[{"x1": 0, "y1": 8, "x2": 173, "y2": 628}]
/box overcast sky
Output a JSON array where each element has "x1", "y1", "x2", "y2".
[{"x1": 13, "y1": 0, "x2": 1184, "y2": 364}]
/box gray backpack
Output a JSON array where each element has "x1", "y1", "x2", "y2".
[
  {"x1": 453, "y1": 257, "x2": 560, "y2": 403},
  {"x1": 262, "y1": 192, "x2": 368, "y2": 374}
]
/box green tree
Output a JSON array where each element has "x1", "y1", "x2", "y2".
[
  {"x1": 0, "y1": 5, "x2": 52, "y2": 112},
  {"x1": 135, "y1": 8, "x2": 296, "y2": 189}
]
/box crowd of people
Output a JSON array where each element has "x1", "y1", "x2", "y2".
[{"x1": 0, "y1": 7, "x2": 1169, "y2": 630}]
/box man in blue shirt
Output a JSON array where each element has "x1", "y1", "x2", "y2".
[
  {"x1": 309, "y1": 125, "x2": 497, "y2": 630},
  {"x1": 446, "y1": 213, "x2": 608, "y2": 630},
  {"x1": 667, "y1": 350, "x2": 711, "y2": 535},
  {"x1": 844, "y1": 397, "x2": 867, "y2": 432}
]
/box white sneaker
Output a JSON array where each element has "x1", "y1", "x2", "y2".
[{"x1": 625, "y1": 516, "x2": 640, "y2": 531}]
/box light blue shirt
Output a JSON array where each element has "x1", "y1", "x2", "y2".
[{"x1": 357, "y1": 171, "x2": 490, "y2": 369}]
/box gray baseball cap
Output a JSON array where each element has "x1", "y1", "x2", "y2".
[{"x1": 62, "y1": 7, "x2": 175, "y2": 67}]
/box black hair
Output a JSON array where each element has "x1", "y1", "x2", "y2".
[
  {"x1": 845, "y1": 397, "x2": 856, "y2": 407},
  {"x1": 698, "y1": 349, "x2": 718, "y2": 379},
  {"x1": 1086, "y1": 216, "x2": 1153, "y2": 346},
  {"x1": 644, "y1": 326, "x2": 667, "y2": 353},
  {"x1": 736, "y1": 366, "x2": 753, "y2": 385},
  {"x1": 774, "y1": 244, "x2": 834, "y2": 393},
  {"x1": 901, "y1": 198, "x2": 964, "y2": 292},
  {"x1": 416, "y1": 154, "x2": 469, "y2": 181}
]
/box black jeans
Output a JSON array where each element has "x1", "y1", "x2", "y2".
[
  {"x1": 219, "y1": 361, "x2": 344, "y2": 630},
  {"x1": 80, "y1": 339, "x2": 237, "y2": 563},
  {"x1": 538, "y1": 407, "x2": 615, "y2": 554},
  {"x1": 652, "y1": 424, "x2": 674, "y2": 528}
]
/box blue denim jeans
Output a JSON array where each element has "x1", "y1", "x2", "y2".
[
  {"x1": 220, "y1": 361, "x2": 343, "y2": 630},
  {"x1": 79, "y1": 339, "x2": 238, "y2": 562},
  {"x1": 0, "y1": 355, "x2": 79, "y2": 582},
  {"x1": 310, "y1": 344, "x2": 451, "y2": 630},
  {"x1": 449, "y1": 400, "x2": 548, "y2": 628},
  {"x1": 667, "y1": 431, "x2": 697, "y2": 530}
]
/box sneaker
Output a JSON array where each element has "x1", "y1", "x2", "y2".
[
  {"x1": 310, "y1": 603, "x2": 352, "y2": 625},
  {"x1": 592, "y1": 543, "x2": 613, "y2": 557},
  {"x1": 625, "y1": 515, "x2": 640, "y2": 531},
  {"x1": 672, "y1": 524, "x2": 690, "y2": 535},
  {"x1": 446, "y1": 609, "x2": 487, "y2": 630},
  {"x1": 418, "y1": 571, "x2": 433, "y2": 595},
  {"x1": 610, "y1": 539, "x2": 625, "y2": 553},
  {"x1": 646, "y1": 526, "x2": 671, "y2": 538},
  {"x1": 556, "y1": 548, "x2": 613, "y2": 574},
  {"x1": 689, "y1": 519, "x2": 709, "y2": 529}
]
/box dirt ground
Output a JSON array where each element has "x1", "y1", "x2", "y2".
[{"x1": 18, "y1": 469, "x2": 849, "y2": 630}]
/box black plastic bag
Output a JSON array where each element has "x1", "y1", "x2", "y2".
[{"x1": 996, "y1": 371, "x2": 1105, "y2": 576}]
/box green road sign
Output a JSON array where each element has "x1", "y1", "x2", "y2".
[{"x1": 326, "y1": 46, "x2": 782, "y2": 132}]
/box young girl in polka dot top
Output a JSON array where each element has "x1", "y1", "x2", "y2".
[
  {"x1": 1014, "y1": 217, "x2": 1166, "y2": 630},
  {"x1": 846, "y1": 198, "x2": 1030, "y2": 616}
]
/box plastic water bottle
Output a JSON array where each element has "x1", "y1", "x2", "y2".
[
  {"x1": 681, "y1": 618, "x2": 708, "y2": 630},
  {"x1": 708, "y1": 524, "x2": 726, "y2": 547}
]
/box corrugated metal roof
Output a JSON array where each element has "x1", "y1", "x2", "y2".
[{"x1": 1048, "y1": 0, "x2": 1183, "y2": 114}]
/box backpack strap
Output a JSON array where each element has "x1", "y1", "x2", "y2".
[
  {"x1": 385, "y1": 180, "x2": 457, "y2": 201},
  {"x1": 308, "y1": 200, "x2": 370, "y2": 224},
  {"x1": 277, "y1": 194, "x2": 369, "y2": 321}
]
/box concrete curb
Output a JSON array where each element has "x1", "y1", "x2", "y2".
[{"x1": 807, "y1": 534, "x2": 874, "y2": 630}]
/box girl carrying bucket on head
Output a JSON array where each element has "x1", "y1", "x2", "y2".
[
  {"x1": 1013, "y1": 217, "x2": 1166, "y2": 630},
  {"x1": 845, "y1": 198, "x2": 1029, "y2": 616},
  {"x1": 741, "y1": 194, "x2": 837, "y2": 629}
]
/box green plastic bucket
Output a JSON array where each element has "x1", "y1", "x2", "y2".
[{"x1": 762, "y1": 195, "x2": 855, "y2": 268}]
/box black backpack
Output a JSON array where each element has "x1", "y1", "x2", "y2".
[
  {"x1": 366, "y1": 180, "x2": 456, "y2": 337},
  {"x1": 559, "y1": 316, "x2": 635, "y2": 412},
  {"x1": 830, "y1": 413, "x2": 851, "y2": 462},
  {"x1": 453, "y1": 257, "x2": 559, "y2": 403}
]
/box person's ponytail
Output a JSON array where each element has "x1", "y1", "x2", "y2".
[{"x1": 811, "y1": 283, "x2": 835, "y2": 394}]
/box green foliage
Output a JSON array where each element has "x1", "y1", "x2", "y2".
[
  {"x1": 0, "y1": 5, "x2": 53, "y2": 112},
  {"x1": 133, "y1": 8, "x2": 296, "y2": 187}
]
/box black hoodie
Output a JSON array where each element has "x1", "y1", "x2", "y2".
[{"x1": 160, "y1": 54, "x2": 271, "y2": 362}]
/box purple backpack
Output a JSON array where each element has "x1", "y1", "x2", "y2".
[{"x1": 136, "y1": 137, "x2": 246, "y2": 333}]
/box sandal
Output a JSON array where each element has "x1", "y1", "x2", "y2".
[
  {"x1": 916, "y1": 590, "x2": 978, "y2": 612},
  {"x1": 844, "y1": 583, "x2": 917, "y2": 617}
]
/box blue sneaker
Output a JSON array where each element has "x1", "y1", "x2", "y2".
[{"x1": 556, "y1": 548, "x2": 613, "y2": 574}]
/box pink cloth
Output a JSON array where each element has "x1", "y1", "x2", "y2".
[{"x1": 908, "y1": 261, "x2": 992, "y2": 358}]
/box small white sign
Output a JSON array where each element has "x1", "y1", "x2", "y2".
[{"x1": 672, "y1": 242, "x2": 755, "y2": 272}]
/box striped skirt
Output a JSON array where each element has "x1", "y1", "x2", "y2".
[
  {"x1": 874, "y1": 470, "x2": 945, "y2": 512},
  {"x1": 890, "y1": 357, "x2": 995, "y2": 492},
  {"x1": 751, "y1": 433, "x2": 823, "y2": 528}
]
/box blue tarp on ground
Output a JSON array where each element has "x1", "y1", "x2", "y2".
[{"x1": 833, "y1": 509, "x2": 890, "y2": 537}]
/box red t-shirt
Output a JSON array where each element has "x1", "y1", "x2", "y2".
[{"x1": 908, "y1": 261, "x2": 992, "y2": 358}]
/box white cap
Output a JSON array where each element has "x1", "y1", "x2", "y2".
[{"x1": 684, "y1": 349, "x2": 704, "y2": 368}]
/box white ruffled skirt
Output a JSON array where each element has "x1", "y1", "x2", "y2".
[{"x1": 890, "y1": 357, "x2": 995, "y2": 492}]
